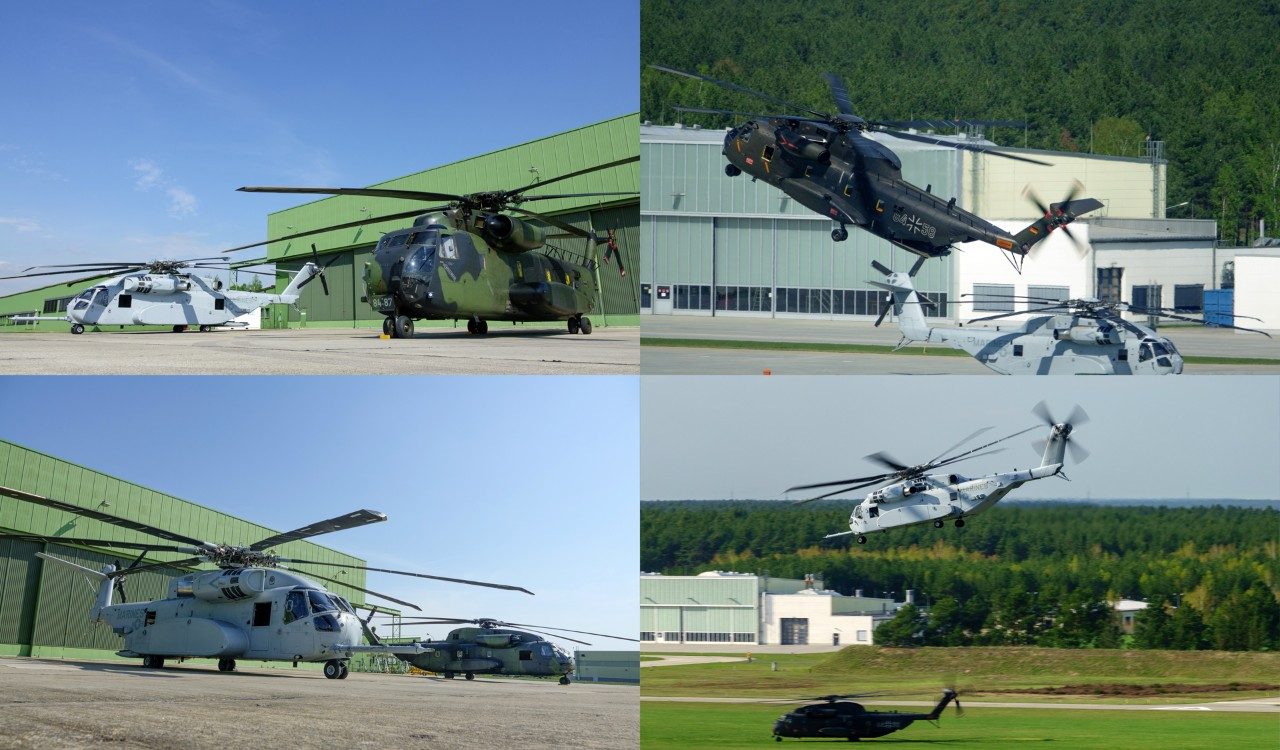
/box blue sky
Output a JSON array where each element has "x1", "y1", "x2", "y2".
[
  {"x1": 0, "y1": 376, "x2": 640, "y2": 650},
  {"x1": 0, "y1": 1, "x2": 638, "y2": 295}
]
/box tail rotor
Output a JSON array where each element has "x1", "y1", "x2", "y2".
[{"x1": 1031, "y1": 400, "x2": 1091, "y2": 463}]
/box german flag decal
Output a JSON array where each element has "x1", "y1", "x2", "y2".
[
  {"x1": 1028, "y1": 226, "x2": 1040, "y2": 235},
  {"x1": 995, "y1": 237, "x2": 1015, "y2": 249}
]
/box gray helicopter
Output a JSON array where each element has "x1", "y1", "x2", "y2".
[
  {"x1": 0, "y1": 485, "x2": 531, "y2": 679},
  {"x1": 870, "y1": 259, "x2": 1270, "y2": 375},
  {"x1": 787, "y1": 403, "x2": 1088, "y2": 543},
  {"x1": 368, "y1": 615, "x2": 637, "y2": 685},
  {"x1": 2, "y1": 252, "x2": 334, "y2": 334}
]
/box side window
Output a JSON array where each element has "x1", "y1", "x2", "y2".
[
  {"x1": 284, "y1": 591, "x2": 308, "y2": 623},
  {"x1": 118, "y1": 294, "x2": 132, "y2": 308},
  {"x1": 253, "y1": 602, "x2": 272, "y2": 627},
  {"x1": 519, "y1": 650, "x2": 533, "y2": 661},
  {"x1": 145, "y1": 610, "x2": 156, "y2": 626},
  {"x1": 1013, "y1": 344, "x2": 1024, "y2": 357},
  {"x1": 214, "y1": 298, "x2": 225, "y2": 311}
]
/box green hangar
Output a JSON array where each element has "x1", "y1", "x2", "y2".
[
  {"x1": 0, "y1": 439, "x2": 370, "y2": 662},
  {"x1": 261, "y1": 114, "x2": 640, "y2": 330}
]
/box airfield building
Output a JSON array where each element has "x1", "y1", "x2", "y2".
[
  {"x1": 640, "y1": 571, "x2": 901, "y2": 646},
  {"x1": 573, "y1": 650, "x2": 640, "y2": 684},
  {"x1": 0, "y1": 438, "x2": 371, "y2": 662},
  {"x1": 640, "y1": 124, "x2": 1274, "y2": 329}
]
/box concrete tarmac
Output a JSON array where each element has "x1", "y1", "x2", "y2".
[
  {"x1": 641, "y1": 315, "x2": 1280, "y2": 375},
  {"x1": 0, "y1": 657, "x2": 637, "y2": 749},
  {"x1": 0, "y1": 326, "x2": 639, "y2": 375}
]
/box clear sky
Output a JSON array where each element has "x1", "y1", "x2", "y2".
[
  {"x1": 641, "y1": 376, "x2": 1280, "y2": 502},
  {"x1": 0, "y1": 1, "x2": 639, "y2": 296},
  {"x1": 0, "y1": 376, "x2": 639, "y2": 650}
]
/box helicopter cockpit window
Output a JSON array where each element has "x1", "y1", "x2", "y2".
[
  {"x1": 313, "y1": 613, "x2": 340, "y2": 632},
  {"x1": 307, "y1": 590, "x2": 337, "y2": 614},
  {"x1": 332, "y1": 596, "x2": 355, "y2": 614},
  {"x1": 284, "y1": 590, "x2": 308, "y2": 624},
  {"x1": 540, "y1": 644, "x2": 551, "y2": 657},
  {"x1": 1150, "y1": 341, "x2": 1170, "y2": 358},
  {"x1": 90, "y1": 287, "x2": 110, "y2": 307},
  {"x1": 853, "y1": 506, "x2": 863, "y2": 519},
  {"x1": 1139, "y1": 341, "x2": 1155, "y2": 362}
]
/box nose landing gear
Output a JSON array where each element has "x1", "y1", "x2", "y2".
[
  {"x1": 831, "y1": 225, "x2": 849, "y2": 242},
  {"x1": 217, "y1": 658, "x2": 236, "y2": 672},
  {"x1": 70, "y1": 324, "x2": 85, "y2": 335},
  {"x1": 559, "y1": 675, "x2": 571, "y2": 685},
  {"x1": 467, "y1": 316, "x2": 488, "y2": 335},
  {"x1": 569, "y1": 315, "x2": 592, "y2": 334},
  {"x1": 393, "y1": 315, "x2": 414, "y2": 338},
  {"x1": 323, "y1": 659, "x2": 349, "y2": 679}
]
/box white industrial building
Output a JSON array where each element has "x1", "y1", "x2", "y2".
[{"x1": 1233, "y1": 250, "x2": 1280, "y2": 330}]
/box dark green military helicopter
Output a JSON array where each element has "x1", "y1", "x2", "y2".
[
  {"x1": 367, "y1": 614, "x2": 637, "y2": 685},
  {"x1": 771, "y1": 689, "x2": 962, "y2": 742},
  {"x1": 652, "y1": 65, "x2": 1101, "y2": 269},
  {"x1": 238, "y1": 156, "x2": 636, "y2": 337}
]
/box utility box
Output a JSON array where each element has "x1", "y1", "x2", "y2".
[{"x1": 1203, "y1": 289, "x2": 1233, "y2": 328}]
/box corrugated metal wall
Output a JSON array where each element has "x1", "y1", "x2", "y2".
[{"x1": 0, "y1": 439, "x2": 371, "y2": 657}]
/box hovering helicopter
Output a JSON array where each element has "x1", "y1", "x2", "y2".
[
  {"x1": 0, "y1": 254, "x2": 332, "y2": 334},
  {"x1": 0, "y1": 484, "x2": 530, "y2": 680},
  {"x1": 772, "y1": 689, "x2": 962, "y2": 742},
  {"x1": 237, "y1": 156, "x2": 637, "y2": 338},
  {"x1": 787, "y1": 403, "x2": 1088, "y2": 544},
  {"x1": 369, "y1": 615, "x2": 637, "y2": 685},
  {"x1": 651, "y1": 64, "x2": 1102, "y2": 267},
  {"x1": 870, "y1": 259, "x2": 1271, "y2": 375}
]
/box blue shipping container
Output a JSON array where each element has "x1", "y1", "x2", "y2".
[{"x1": 1203, "y1": 289, "x2": 1233, "y2": 327}]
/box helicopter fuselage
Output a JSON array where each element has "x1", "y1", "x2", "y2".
[
  {"x1": 362, "y1": 211, "x2": 599, "y2": 324},
  {"x1": 394, "y1": 626, "x2": 574, "y2": 680},
  {"x1": 723, "y1": 120, "x2": 1016, "y2": 256}
]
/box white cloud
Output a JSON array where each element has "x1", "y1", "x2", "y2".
[
  {"x1": 0, "y1": 217, "x2": 41, "y2": 233},
  {"x1": 130, "y1": 158, "x2": 163, "y2": 190},
  {"x1": 128, "y1": 158, "x2": 197, "y2": 218},
  {"x1": 166, "y1": 186, "x2": 198, "y2": 218}
]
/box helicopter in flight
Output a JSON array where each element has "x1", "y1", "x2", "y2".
[
  {"x1": 870, "y1": 259, "x2": 1271, "y2": 375},
  {"x1": 651, "y1": 64, "x2": 1102, "y2": 268},
  {"x1": 0, "y1": 254, "x2": 332, "y2": 334},
  {"x1": 772, "y1": 689, "x2": 962, "y2": 742},
  {"x1": 237, "y1": 156, "x2": 637, "y2": 338},
  {"x1": 369, "y1": 615, "x2": 638, "y2": 685},
  {"x1": 787, "y1": 403, "x2": 1088, "y2": 544},
  {"x1": 0, "y1": 484, "x2": 530, "y2": 680}
]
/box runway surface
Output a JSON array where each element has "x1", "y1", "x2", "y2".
[
  {"x1": 641, "y1": 695, "x2": 1280, "y2": 713},
  {"x1": 0, "y1": 326, "x2": 639, "y2": 375},
  {"x1": 0, "y1": 657, "x2": 637, "y2": 749},
  {"x1": 641, "y1": 316, "x2": 1280, "y2": 375}
]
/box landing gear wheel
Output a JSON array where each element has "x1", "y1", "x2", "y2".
[
  {"x1": 218, "y1": 658, "x2": 236, "y2": 672},
  {"x1": 70, "y1": 324, "x2": 85, "y2": 335},
  {"x1": 338, "y1": 662, "x2": 350, "y2": 679},
  {"x1": 831, "y1": 226, "x2": 849, "y2": 242},
  {"x1": 579, "y1": 316, "x2": 592, "y2": 334},
  {"x1": 394, "y1": 315, "x2": 414, "y2": 339},
  {"x1": 172, "y1": 325, "x2": 188, "y2": 333},
  {"x1": 465, "y1": 672, "x2": 475, "y2": 681},
  {"x1": 324, "y1": 660, "x2": 342, "y2": 679},
  {"x1": 955, "y1": 518, "x2": 966, "y2": 528},
  {"x1": 725, "y1": 164, "x2": 742, "y2": 177},
  {"x1": 933, "y1": 520, "x2": 944, "y2": 529},
  {"x1": 143, "y1": 656, "x2": 165, "y2": 668},
  {"x1": 775, "y1": 737, "x2": 782, "y2": 743},
  {"x1": 199, "y1": 325, "x2": 212, "y2": 333},
  {"x1": 568, "y1": 317, "x2": 580, "y2": 334},
  {"x1": 559, "y1": 675, "x2": 571, "y2": 685},
  {"x1": 444, "y1": 671, "x2": 455, "y2": 679},
  {"x1": 478, "y1": 319, "x2": 488, "y2": 334},
  {"x1": 382, "y1": 317, "x2": 393, "y2": 336},
  {"x1": 467, "y1": 318, "x2": 477, "y2": 334},
  {"x1": 856, "y1": 535, "x2": 867, "y2": 544}
]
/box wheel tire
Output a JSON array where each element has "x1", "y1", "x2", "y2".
[
  {"x1": 154, "y1": 657, "x2": 165, "y2": 669},
  {"x1": 444, "y1": 671, "x2": 455, "y2": 679},
  {"x1": 775, "y1": 736, "x2": 782, "y2": 742},
  {"x1": 857, "y1": 535, "x2": 867, "y2": 544},
  {"x1": 394, "y1": 316, "x2": 414, "y2": 339},
  {"x1": 382, "y1": 317, "x2": 393, "y2": 336},
  {"x1": 465, "y1": 672, "x2": 475, "y2": 681},
  {"x1": 725, "y1": 164, "x2": 742, "y2": 177},
  {"x1": 70, "y1": 324, "x2": 85, "y2": 335},
  {"x1": 199, "y1": 325, "x2": 212, "y2": 333},
  {"x1": 568, "y1": 317, "x2": 580, "y2": 334},
  {"x1": 955, "y1": 518, "x2": 966, "y2": 528},
  {"x1": 338, "y1": 662, "x2": 350, "y2": 679},
  {"x1": 559, "y1": 676, "x2": 570, "y2": 685},
  {"x1": 466, "y1": 319, "x2": 477, "y2": 334},
  {"x1": 579, "y1": 317, "x2": 593, "y2": 334},
  {"x1": 142, "y1": 656, "x2": 152, "y2": 668},
  {"x1": 172, "y1": 325, "x2": 187, "y2": 333},
  {"x1": 933, "y1": 520, "x2": 944, "y2": 529},
  {"x1": 478, "y1": 319, "x2": 488, "y2": 334},
  {"x1": 831, "y1": 227, "x2": 849, "y2": 242},
  {"x1": 324, "y1": 660, "x2": 342, "y2": 679},
  {"x1": 218, "y1": 658, "x2": 235, "y2": 672}
]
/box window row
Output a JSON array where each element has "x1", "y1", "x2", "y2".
[{"x1": 638, "y1": 631, "x2": 756, "y2": 642}]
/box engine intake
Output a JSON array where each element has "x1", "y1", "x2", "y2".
[{"x1": 483, "y1": 214, "x2": 546, "y2": 251}]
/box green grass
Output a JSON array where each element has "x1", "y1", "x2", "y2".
[
  {"x1": 640, "y1": 647, "x2": 1280, "y2": 702},
  {"x1": 641, "y1": 701, "x2": 1277, "y2": 749},
  {"x1": 639, "y1": 337, "x2": 1280, "y2": 366}
]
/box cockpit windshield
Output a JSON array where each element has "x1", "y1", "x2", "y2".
[
  {"x1": 90, "y1": 287, "x2": 110, "y2": 307},
  {"x1": 307, "y1": 589, "x2": 337, "y2": 614},
  {"x1": 332, "y1": 596, "x2": 355, "y2": 614}
]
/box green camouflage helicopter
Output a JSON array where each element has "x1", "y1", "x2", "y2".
[{"x1": 238, "y1": 156, "x2": 636, "y2": 338}]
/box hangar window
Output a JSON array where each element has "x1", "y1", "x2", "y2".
[
  {"x1": 2, "y1": 311, "x2": 36, "y2": 326},
  {"x1": 1097, "y1": 267, "x2": 1124, "y2": 303},
  {"x1": 1131, "y1": 284, "x2": 1162, "y2": 311},
  {"x1": 972, "y1": 284, "x2": 1015, "y2": 312},
  {"x1": 43, "y1": 296, "x2": 74, "y2": 314},
  {"x1": 1027, "y1": 285, "x2": 1069, "y2": 304},
  {"x1": 674, "y1": 284, "x2": 712, "y2": 310},
  {"x1": 1174, "y1": 284, "x2": 1204, "y2": 312},
  {"x1": 641, "y1": 283, "x2": 651, "y2": 308},
  {"x1": 716, "y1": 286, "x2": 771, "y2": 312}
]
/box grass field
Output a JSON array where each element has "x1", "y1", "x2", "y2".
[
  {"x1": 641, "y1": 701, "x2": 1277, "y2": 749},
  {"x1": 640, "y1": 647, "x2": 1280, "y2": 704}
]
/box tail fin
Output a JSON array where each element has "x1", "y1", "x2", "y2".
[
  {"x1": 868, "y1": 260, "x2": 931, "y2": 342},
  {"x1": 274, "y1": 262, "x2": 320, "y2": 304},
  {"x1": 927, "y1": 689, "x2": 958, "y2": 720},
  {"x1": 1038, "y1": 426, "x2": 1069, "y2": 469},
  {"x1": 1010, "y1": 197, "x2": 1104, "y2": 254},
  {"x1": 36, "y1": 553, "x2": 115, "y2": 621}
]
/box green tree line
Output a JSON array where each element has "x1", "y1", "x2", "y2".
[
  {"x1": 641, "y1": 0, "x2": 1280, "y2": 243},
  {"x1": 641, "y1": 501, "x2": 1280, "y2": 650}
]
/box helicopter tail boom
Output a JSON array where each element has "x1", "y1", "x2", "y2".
[
  {"x1": 926, "y1": 689, "x2": 958, "y2": 720},
  {"x1": 274, "y1": 262, "x2": 320, "y2": 304},
  {"x1": 35, "y1": 553, "x2": 115, "y2": 620},
  {"x1": 868, "y1": 272, "x2": 932, "y2": 343}
]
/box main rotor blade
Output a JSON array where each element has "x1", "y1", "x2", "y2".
[
  {"x1": 237, "y1": 186, "x2": 463, "y2": 203},
  {"x1": 277, "y1": 557, "x2": 533, "y2": 595},
  {"x1": 967, "y1": 305, "x2": 1069, "y2": 324},
  {"x1": 865, "y1": 452, "x2": 911, "y2": 472},
  {"x1": 928, "y1": 447, "x2": 1006, "y2": 472},
  {"x1": 221, "y1": 208, "x2": 430, "y2": 254},
  {"x1": 672, "y1": 105, "x2": 782, "y2": 119},
  {"x1": 0, "y1": 486, "x2": 210, "y2": 548},
  {"x1": 1, "y1": 266, "x2": 140, "y2": 281},
  {"x1": 787, "y1": 472, "x2": 894, "y2": 493},
  {"x1": 248, "y1": 509, "x2": 387, "y2": 551},
  {"x1": 930, "y1": 425, "x2": 1039, "y2": 468},
  {"x1": 21, "y1": 262, "x2": 149, "y2": 271},
  {"x1": 0, "y1": 533, "x2": 199, "y2": 555},
  {"x1": 926, "y1": 426, "x2": 993, "y2": 464},
  {"x1": 515, "y1": 192, "x2": 638, "y2": 203},
  {"x1": 1127, "y1": 306, "x2": 1273, "y2": 337},
  {"x1": 507, "y1": 205, "x2": 591, "y2": 240},
  {"x1": 793, "y1": 477, "x2": 893, "y2": 505},
  {"x1": 504, "y1": 154, "x2": 640, "y2": 198},
  {"x1": 504, "y1": 621, "x2": 640, "y2": 642},
  {"x1": 649, "y1": 64, "x2": 827, "y2": 119},
  {"x1": 824, "y1": 72, "x2": 855, "y2": 116},
  {"x1": 277, "y1": 565, "x2": 421, "y2": 611},
  {"x1": 874, "y1": 127, "x2": 1052, "y2": 166},
  {"x1": 110, "y1": 555, "x2": 206, "y2": 578},
  {"x1": 881, "y1": 119, "x2": 1027, "y2": 130}
]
